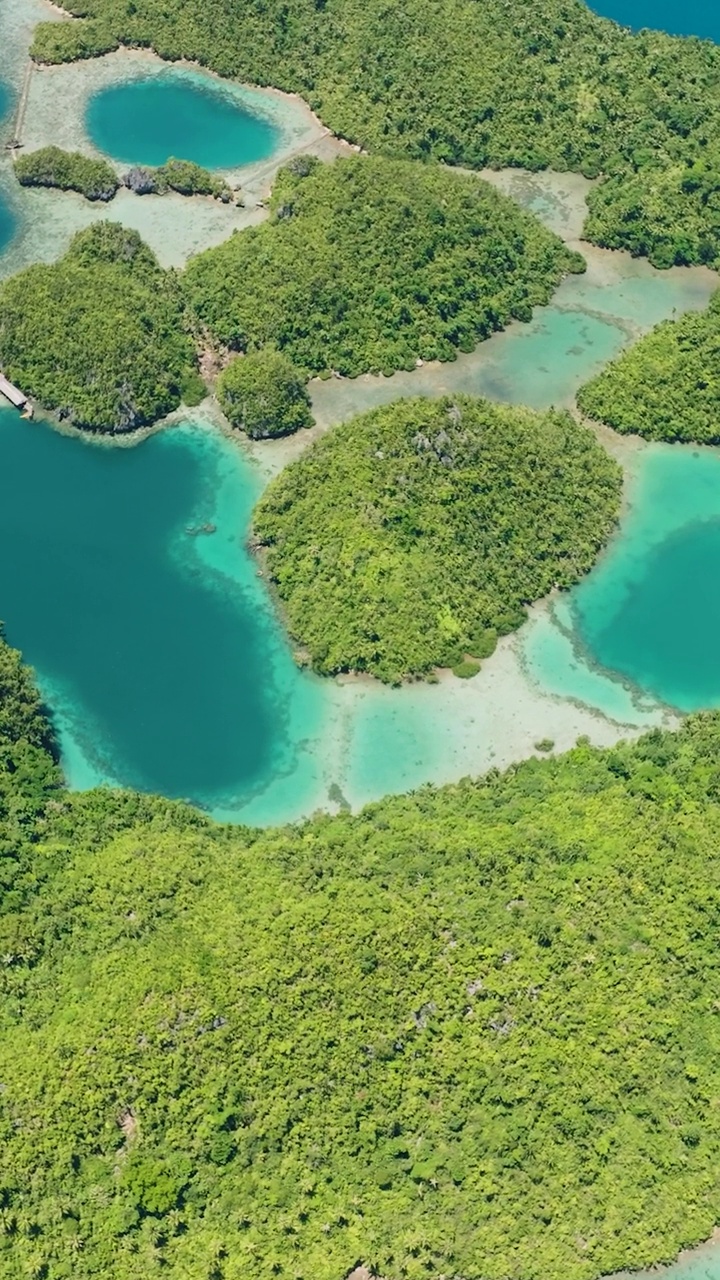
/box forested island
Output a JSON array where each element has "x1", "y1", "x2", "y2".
[
  {"x1": 254, "y1": 396, "x2": 621, "y2": 681},
  {"x1": 217, "y1": 348, "x2": 313, "y2": 437},
  {"x1": 0, "y1": 223, "x2": 203, "y2": 431},
  {"x1": 182, "y1": 155, "x2": 582, "y2": 377},
  {"x1": 26, "y1": 0, "x2": 720, "y2": 268},
  {"x1": 2, "y1": 633, "x2": 720, "y2": 1278},
  {"x1": 0, "y1": 157, "x2": 581, "y2": 429},
  {"x1": 577, "y1": 290, "x2": 720, "y2": 443}
]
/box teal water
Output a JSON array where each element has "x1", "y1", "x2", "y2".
[
  {"x1": 0, "y1": 81, "x2": 10, "y2": 124},
  {"x1": 533, "y1": 448, "x2": 720, "y2": 715},
  {"x1": 0, "y1": 408, "x2": 323, "y2": 808},
  {"x1": 86, "y1": 73, "x2": 280, "y2": 168},
  {"x1": 0, "y1": 189, "x2": 15, "y2": 258},
  {"x1": 588, "y1": 0, "x2": 720, "y2": 40}
]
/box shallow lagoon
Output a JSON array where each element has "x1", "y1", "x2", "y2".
[{"x1": 86, "y1": 73, "x2": 280, "y2": 168}]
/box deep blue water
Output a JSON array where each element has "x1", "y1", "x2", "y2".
[
  {"x1": 0, "y1": 408, "x2": 297, "y2": 806},
  {"x1": 86, "y1": 74, "x2": 280, "y2": 168},
  {"x1": 588, "y1": 0, "x2": 720, "y2": 40}
]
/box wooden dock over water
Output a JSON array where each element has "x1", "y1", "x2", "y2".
[{"x1": 0, "y1": 373, "x2": 29, "y2": 410}]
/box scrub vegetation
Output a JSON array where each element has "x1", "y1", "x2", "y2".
[
  {"x1": 3, "y1": 632, "x2": 720, "y2": 1278},
  {"x1": 0, "y1": 223, "x2": 200, "y2": 431},
  {"x1": 577, "y1": 290, "x2": 720, "y2": 443},
  {"x1": 183, "y1": 155, "x2": 583, "y2": 376},
  {"x1": 28, "y1": 0, "x2": 720, "y2": 267},
  {"x1": 217, "y1": 348, "x2": 313, "y2": 438},
  {"x1": 253, "y1": 395, "x2": 621, "y2": 682},
  {"x1": 14, "y1": 145, "x2": 119, "y2": 200}
]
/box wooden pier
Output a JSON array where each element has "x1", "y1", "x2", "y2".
[{"x1": 0, "y1": 373, "x2": 29, "y2": 410}]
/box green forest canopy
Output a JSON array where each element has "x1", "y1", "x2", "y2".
[
  {"x1": 183, "y1": 155, "x2": 583, "y2": 377},
  {"x1": 253, "y1": 395, "x2": 622, "y2": 682},
  {"x1": 0, "y1": 222, "x2": 200, "y2": 432},
  {"x1": 27, "y1": 0, "x2": 720, "y2": 268},
  {"x1": 577, "y1": 289, "x2": 720, "y2": 443},
  {"x1": 3, "y1": 632, "x2": 720, "y2": 1277}
]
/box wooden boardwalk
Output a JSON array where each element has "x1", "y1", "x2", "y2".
[{"x1": 0, "y1": 374, "x2": 28, "y2": 409}]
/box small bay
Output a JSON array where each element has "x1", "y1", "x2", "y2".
[
  {"x1": 86, "y1": 72, "x2": 280, "y2": 168},
  {"x1": 525, "y1": 448, "x2": 720, "y2": 717},
  {"x1": 573, "y1": 449, "x2": 720, "y2": 712}
]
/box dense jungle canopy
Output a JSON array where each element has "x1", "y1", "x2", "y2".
[
  {"x1": 2, "y1": 634, "x2": 720, "y2": 1278},
  {"x1": 28, "y1": 0, "x2": 720, "y2": 268},
  {"x1": 182, "y1": 155, "x2": 581, "y2": 376},
  {"x1": 0, "y1": 223, "x2": 199, "y2": 431},
  {"x1": 577, "y1": 289, "x2": 720, "y2": 443},
  {"x1": 253, "y1": 395, "x2": 621, "y2": 681}
]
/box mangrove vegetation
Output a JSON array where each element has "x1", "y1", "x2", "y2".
[
  {"x1": 14, "y1": 146, "x2": 119, "y2": 201},
  {"x1": 27, "y1": 0, "x2": 720, "y2": 267},
  {"x1": 253, "y1": 395, "x2": 622, "y2": 682}
]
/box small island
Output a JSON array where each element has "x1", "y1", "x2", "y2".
[
  {"x1": 14, "y1": 145, "x2": 119, "y2": 201},
  {"x1": 14, "y1": 145, "x2": 235, "y2": 204},
  {"x1": 253, "y1": 395, "x2": 622, "y2": 682},
  {"x1": 0, "y1": 223, "x2": 203, "y2": 431}
]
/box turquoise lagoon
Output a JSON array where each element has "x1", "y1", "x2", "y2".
[
  {"x1": 525, "y1": 448, "x2": 720, "y2": 717},
  {"x1": 0, "y1": 407, "x2": 323, "y2": 810},
  {"x1": 86, "y1": 72, "x2": 280, "y2": 168}
]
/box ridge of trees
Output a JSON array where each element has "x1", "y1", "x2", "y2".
[
  {"x1": 182, "y1": 155, "x2": 583, "y2": 378},
  {"x1": 0, "y1": 222, "x2": 201, "y2": 431}
]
